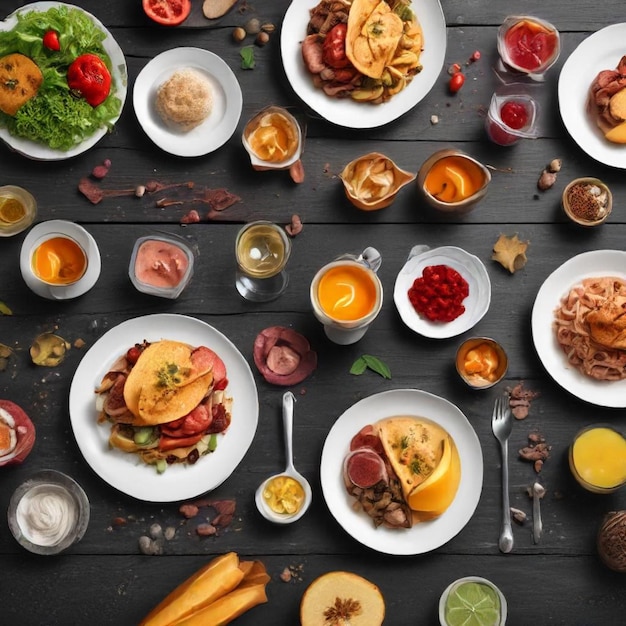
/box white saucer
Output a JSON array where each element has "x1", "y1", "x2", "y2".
[
  {"x1": 20, "y1": 220, "x2": 101, "y2": 300},
  {"x1": 394, "y1": 245, "x2": 491, "y2": 339}
]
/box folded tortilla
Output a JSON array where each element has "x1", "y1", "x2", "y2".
[
  {"x1": 124, "y1": 340, "x2": 213, "y2": 425},
  {"x1": 376, "y1": 416, "x2": 448, "y2": 500}
]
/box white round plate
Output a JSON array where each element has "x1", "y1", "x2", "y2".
[
  {"x1": 0, "y1": 2, "x2": 127, "y2": 161},
  {"x1": 68, "y1": 314, "x2": 259, "y2": 502},
  {"x1": 133, "y1": 47, "x2": 242, "y2": 157},
  {"x1": 20, "y1": 220, "x2": 101, "y2": 299},
  {"x1": 320, "y1": 389, "x2": 483, "y2": 555},
  {"x1": 280, "y1": 0, "x2": 446, "y2": 129},
  {"x1": 558, "y1": 24, "x2": 626, "y2": 169},
  {"x1": 531, "y1": 250, "x2": 626, "y2": 407},
  {"x1": 394, "y1": 245, "x2": 491, "y2": 339}
]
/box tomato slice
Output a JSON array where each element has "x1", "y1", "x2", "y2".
[{"x1": 142, "y1": 0, "x2": 191, "y2": 26}]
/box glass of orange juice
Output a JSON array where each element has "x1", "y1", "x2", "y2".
[
  {"x1": 310, "y1": 247, "x2": 383, "y2": 345},
  {"x1": 569, "y1": 425, "x2": 626, "y2": 494}
]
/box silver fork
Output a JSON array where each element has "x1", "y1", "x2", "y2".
[{"x1": 492, "y1": 392, "x2": 514, "y2": 553}]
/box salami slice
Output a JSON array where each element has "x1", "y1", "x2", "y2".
[
  {"x1": 253, "y1": 326, "x2": 317, "y2": 386},
  {"x1": 344, "y1": 448, "x2": 388, "y2": 488}
]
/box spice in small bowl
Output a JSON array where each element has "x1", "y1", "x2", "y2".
[
  {"x1": 129, "y1": 234, "x2": 195, "y2": 299},
  {"x1": 8, "y1": 469, "x2": 90, "y2": 555},
  {"x1": 562, "y1": 177, "x2": 612, "y2": 226},
  {"x1": 456, "y1": 337, "x2": 508, "y2": 389}
]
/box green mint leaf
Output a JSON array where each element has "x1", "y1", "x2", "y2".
[
  {"x1": 240, "y1": 46, "x2": 255, "y2": 69},
  {"x1": 0, "y1": 301, "x2": 12, "y2": 315},
  {"x1": 349, "y1": 357, "x2": 368, "y2": 376},
  {"x1": 362, "y1": 354, "x2": 391, "y2": 379}
]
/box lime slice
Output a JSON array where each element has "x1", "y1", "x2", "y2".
[
  {"x1": 445, "y1": 581, "x2": 501, "y2": 626},
  {"x1": 0, "y1": 197, "x2": 26, "y2": 224}
]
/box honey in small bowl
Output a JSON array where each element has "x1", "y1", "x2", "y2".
[
  {"x1": 418, "y1": 150, "x2": 491, "y2": 214},
  {"x1": 243, "y1": 106, "x2": 302, "y2": 170},
  {"x1": 456, "y1": 337, "x2": 508, "y2": 389},
  {"x1": 0, "y1": 185, "x2": 37, "y2": 237}
]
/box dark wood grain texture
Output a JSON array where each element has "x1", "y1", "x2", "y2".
[{"x1": 1, "y1": 1, "x2": 625, "y2": 625}]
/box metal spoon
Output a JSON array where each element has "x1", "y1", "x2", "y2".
[
  {"x1": 255, "y1": 391, "x2": 312, "y2": 524},
  {"x1": 532, "y1": 482, "x2": 545, "y2": 544}
]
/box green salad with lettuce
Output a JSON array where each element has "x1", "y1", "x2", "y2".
[{"x1": 0, "y1": 5, "x2": 122, "y2": 151}]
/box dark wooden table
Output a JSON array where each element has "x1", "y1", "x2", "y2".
[{"x1": 1, "y1": 1, "x2": 625, "y2": 624}]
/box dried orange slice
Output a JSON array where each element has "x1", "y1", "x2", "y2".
[{"x1": 0, "y1": 197, "x2": 26, "y2": 224}]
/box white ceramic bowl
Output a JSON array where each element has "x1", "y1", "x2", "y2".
[
  {"x1": 8, "y1": 469, "x2": 90, "y2": 555},
  {"x1": 439, "y1": 576, "x2": 507, "y2": 626},
  {"x1": 20, "y1": 220, "x2": 101, "y2": 299},
  {"x1": 394, "y1": 245, "x2": 491, "y2": 339}
]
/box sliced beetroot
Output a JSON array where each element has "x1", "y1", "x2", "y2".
[
  {"x1": 253, "y1": 326, "x2": 317, "y2": 386},
  {"x1": 0, "y1": 399, "x2": 35, "y2": 467},
  {"x1": 343, "y1": 448, "x2": 388, "y2": 489},
  {"x1": 350, "y1": 424, "x2": 384, "y2": 455}
]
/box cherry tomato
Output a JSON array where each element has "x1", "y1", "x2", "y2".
[
  {"x1": 67, "y1": 54, "x2": 112, "y2": 107},
  {"x1": 448, "y1": 72, "x2": 465, "y2": 93},
  {"x1": 500, "y1": 100, "x2": 529, "y2": 130},
  {"x1": 142, "y1": 0, "x2": 191, "y2": 26},
  {"x1": 43, "y1": 30, "x2": 60, "y2": 51},
  {"x1": 322, "y1": 23, "x2": 351, "y2": 69}
]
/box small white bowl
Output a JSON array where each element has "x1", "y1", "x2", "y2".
[
  {"x1": 19, "y1": 220, "x2": 101, "y2": 300},
  {"x1": 8, "y1": 469, "x2": 90, "y2": 555},
  {"x1": 394, "y1": 245, "x2": 491, "y2": 339},
  {"x1": 439, "y1": 576, "x2": 507, "y2": 626}
]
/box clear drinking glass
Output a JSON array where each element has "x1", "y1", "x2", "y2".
[{"x1": 235, "y1": 221, "x2": 291, "y2": 302}]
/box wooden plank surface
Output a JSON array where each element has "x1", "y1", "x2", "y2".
[{"x1": 1, "y1": 1, "x2": 625, "y2": 625}]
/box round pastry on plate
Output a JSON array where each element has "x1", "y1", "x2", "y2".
[
  {"x1": 133, "y1": 47, "x2": 242, "y2": 157},
  {"x1": 394, "y1": 245, "x2": 491, "y2": 339}
]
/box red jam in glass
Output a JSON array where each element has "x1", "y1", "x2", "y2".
[
  {"x1": 487, "y1": 98, "x2": 532, "y2": 146},
  {"x1": 503, "y1": 19, "x2": 558, "y2": 71},
  {"x1": 500, "y1": 101, "x2": 528, "y2": 130}
]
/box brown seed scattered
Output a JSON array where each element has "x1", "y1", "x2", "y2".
[
  {"x1": 196, "y1": 523, "x2": 217, "y2": 536},
  {"x1": 289, "y1": 159, "x2": 305, "y2": 184},
  {"x1": 255, "y1": 31, "x2": 270, "y2": 46},
  {"x1": 232, "y1": 26, "x2": 246, "y2": 42},
  {"x1": 285, "y1": 214, "x2": 303, "y2": 237},
  {"x1": 179, "y1": 504, "x2": 199, "y2": 518}
]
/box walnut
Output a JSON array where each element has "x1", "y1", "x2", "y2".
[{"x1": 597, "y1": 510, "x2": 626, "y2": 572}]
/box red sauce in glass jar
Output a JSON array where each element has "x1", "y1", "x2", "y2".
[
  {"x1": 487, "y1": 99, "x2": 531, "y2": 145},
  {"x1": 503, "y1": 19, "x2": 558, "y2": 71}
]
